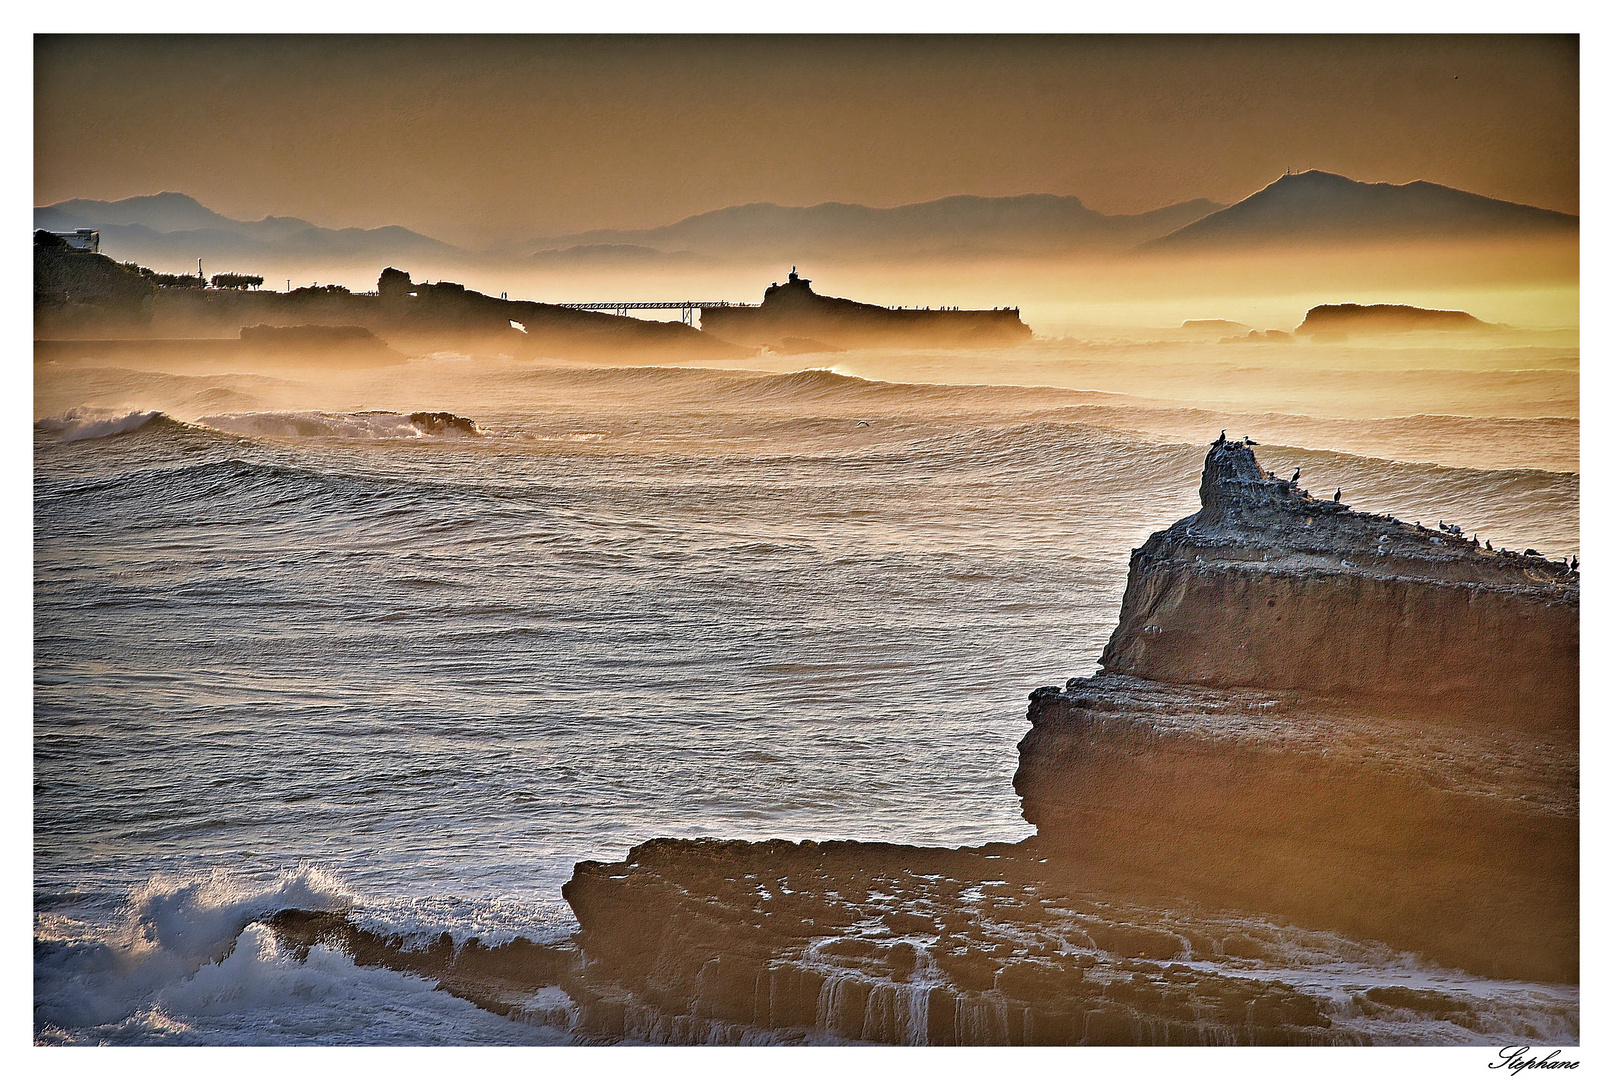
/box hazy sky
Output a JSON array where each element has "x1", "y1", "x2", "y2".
[{"x1": 35, "y1": 35, "x2": 1578, "y2": 247}]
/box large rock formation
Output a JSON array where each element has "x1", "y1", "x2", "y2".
[
  {"x1": 1296, "y1": 303, "x2": 1491, "y2": 337},
  {"x1": 1018, "y1": 439, "x2": 1578, "y2": 984},
  {"x1": 698, "y1": 270, "x2": 1031, "y2": 349},
  {"x1": 1099, "y1": 438, "x2": 1577, "y2": 720}
]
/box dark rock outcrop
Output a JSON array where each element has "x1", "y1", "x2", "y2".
[
  {"x1": 1014, "y1": 673, "x2": 1577, "y2": 984},
  {"x1": 699, "y1": 270, "x2": 1031, "y2": 349},
  {"x1": 33, "y1": 231, "x2": 156, "y2": 333},
  {"x1": 36, "y1": 260, "x2": 754, "y2": 364},
  {"x1": 1296, "y1": 303, "x2": 1490, "y2": 337}
]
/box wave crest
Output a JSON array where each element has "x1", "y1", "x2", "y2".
[
  {"x1": 196, "y1": 410, "x2": 483, "y2": 441},
  {"x1": 35, "y1": 407, "x2": 169, "y2": 442}
]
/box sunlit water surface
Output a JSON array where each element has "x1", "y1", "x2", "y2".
[{"x1": 34, "y1": 340, "x2": 1578, "y2": 1043}]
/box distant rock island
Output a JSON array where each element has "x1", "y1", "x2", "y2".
[
  {"x1": 1296, "y1": 302, "x2": 1490, "y2": 337},
  {"x1": 699, "y1": 269, "x2": 1031, "y2": 349},
  {"x1": 269, "y1": 438, "x2": 1577, "y2": 1043}
]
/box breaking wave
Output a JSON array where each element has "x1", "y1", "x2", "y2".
[
  {"x1": 34, "y1": 408, "x2": 174, "y2": 443},
  {"x1": 33, "y1": 867, "x2": 565, "y2": 1046},
  {"x1": 196, "y1": 410, "x2": 484, "y2": 441}
]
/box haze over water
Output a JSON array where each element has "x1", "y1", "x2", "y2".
[{"x1": 33, "y1": 319, "x2": 1578, "y2": 1043}]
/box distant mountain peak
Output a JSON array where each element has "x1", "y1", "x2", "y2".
[{"x1": 1145, "y1": 170, "x2": 1576, "y2": 249}]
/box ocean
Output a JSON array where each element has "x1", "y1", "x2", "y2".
[{"x1": 33, "y1": 335, "x2": 1579, "y2": 1044}]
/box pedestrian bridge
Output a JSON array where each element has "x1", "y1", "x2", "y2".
[{"x1": 556, "y1": 300, "x2": 756, "y2": 325}]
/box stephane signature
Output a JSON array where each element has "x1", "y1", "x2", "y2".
[{"x1": 1490, "y1": 1047, "x2": 1580, "y2": 1073}]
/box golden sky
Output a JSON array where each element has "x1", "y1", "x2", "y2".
[{"x1": 35, "y1": 35, "x2": 1578, "y2": 246}]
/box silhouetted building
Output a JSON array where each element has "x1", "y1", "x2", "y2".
[{"x1": 48, "y1": 229, "x2": 100, "y2": 253}]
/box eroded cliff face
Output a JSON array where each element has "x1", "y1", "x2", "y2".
[
  {"x1": 1014, "y1": 675, "x2": 1577, "y2": 984},
  {"x1": 1097, "y1": 440, "x2": 1578, "y2": 723},
  {"x1": 1019, "y1": 439, "x2": 1579, "y2": 984}
]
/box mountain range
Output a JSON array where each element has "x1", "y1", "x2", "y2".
[
  {"x1": 37, "y1": 171, "x2": 1577, "y2": 274},
  {"x1": 528, "y1": 194, "x2": 1227, "y2": 262},
  {"x1": 34, "y1": 192, "x2": 461, "y2": 271}
]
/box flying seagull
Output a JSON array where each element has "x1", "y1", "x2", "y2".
[{"x1": 857, "y1": 420, "x2": 872, "y2": 427}]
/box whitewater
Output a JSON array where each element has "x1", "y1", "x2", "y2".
[{"x1": 33, "y1": 336, "x2": 1579, "y2": 1044}]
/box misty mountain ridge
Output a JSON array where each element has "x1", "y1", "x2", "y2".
[
  {"x1": 528, "y1": 193, "x2": 1227, "y2": 262},
  {"x1": 1147, "y1": 170, "x2": 1578, "y2": 249},
  {"x1": 35, "y1": 191, "x2": 461, "y2": 270},
  {"x1": 38, "y1": 170, "x2": 1578, "y2": 274}
]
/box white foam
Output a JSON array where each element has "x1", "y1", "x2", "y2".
[
  {"x1": 34, "y1": 865, "x2": 580, "y2": 1044},
  {"x1": 36, "y1": 865, "x2": 350, "y2": 1036},
  {"x1": 39, "y1": 923, "x2": 568, "y2": 1045},
  {"x1": 195, "y1": 410, "x2": 479, "y2": 441},
  {"x1": 35, "y1": 407, "x2": 164, "y2": 442},
  {"x1": 347, "y1": 894, "x2": 578, "y2": 948}
]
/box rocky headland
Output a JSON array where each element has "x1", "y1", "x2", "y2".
[
  {"x1": 33, "y1": 235, "x2": 752, "y2": 363},
  {"x1": 270, "y1": 437, "x2": 1578, "y2": 1043},
  {"x1": 698, "y1": 269, "x2": 1031, "y2": 350}
]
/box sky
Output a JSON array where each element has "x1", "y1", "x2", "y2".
[{"x1": 35, "y1": 35, "x2": 1578, "y2": 248}]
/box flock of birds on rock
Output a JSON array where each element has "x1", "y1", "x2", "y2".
[{"x1": 1213, "y1": 431, "x2": 1578, "y2": 573}]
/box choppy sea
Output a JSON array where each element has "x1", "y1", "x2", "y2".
[{"x1": 33, "y1": 337, "x2": 1579, "y2": 1044}]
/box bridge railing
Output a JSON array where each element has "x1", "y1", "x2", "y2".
[{"x1": 556, "y1": 300, "x2": 756, "y2": 325}]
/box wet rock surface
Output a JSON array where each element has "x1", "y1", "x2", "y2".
[{"x1": 557, "y1": 839, "x2": 1352, "y2": 1045}]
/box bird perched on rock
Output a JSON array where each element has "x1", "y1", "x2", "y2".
[
  {"x1": 1333, "y1": 487, "x2": 1342, "y2": 502},
  {"x1": 1486, "y1": 540, "x2": 1493, "y2": 551},
  {"x1": 1216, "y1": 430, "x2": 1226, "y2": 445},
  {"x1": 1291, "y1": 468, "x2": 1301, "y2": 482},
  {"x1": 1246, "y1": 437, "x2": 1260, "y2": 445}
]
